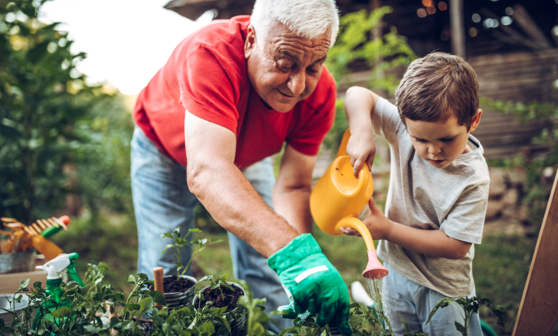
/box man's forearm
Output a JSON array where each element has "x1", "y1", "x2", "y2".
[
  {"x1": 273, "y1": 187, "x2": 313, "y2": 234},
  {"x1": 187, "y1": 158, "x2": 298, "y2": 257}
]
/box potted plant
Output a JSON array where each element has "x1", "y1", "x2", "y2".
[
  {"x1": 193, "y1": 275, "x2": 247, "y2": 336},
  {"x1": 157, "y1": 228, "x2": 221, "y2": 309}
]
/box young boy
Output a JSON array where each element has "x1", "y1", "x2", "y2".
[{"x1": 341, "y1": 52, "x2": 489, "y2": 336}]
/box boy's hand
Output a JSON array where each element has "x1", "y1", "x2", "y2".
[
  {"x1": 346, "y1": 131, "x2": 376, "y2": 178},
  {"x1": 340, "y1": 197, "x2": 392, "y2": 240}
]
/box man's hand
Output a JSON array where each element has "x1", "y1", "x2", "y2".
[
  {"x1": 267, "y1": 234, "x2": 352, "y2": 336},
  {"x1": 346, "y1": 130, "x2": 376, "y2": 178},
  {"x1": 340, "y1": 197, "x2": 392, "y2": 241}
]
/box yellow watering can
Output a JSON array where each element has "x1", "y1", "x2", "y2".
[{"x1": 310, "y1": 129, "x2": 388, "y2": 279}]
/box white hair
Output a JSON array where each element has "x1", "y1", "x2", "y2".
[{"x1": 250, "y1": 0, "x2": 339, "y2": 48}]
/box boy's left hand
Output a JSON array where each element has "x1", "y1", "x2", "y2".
[
  {"x1": 340, "y1": 197, "x2": 392, "y2": 240},
  {"x1": 346, "y1": 131, "x2": 376, "y2": 178}
]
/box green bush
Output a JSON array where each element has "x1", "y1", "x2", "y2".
[
  {"x1": 0, "y1": 0, "x2": 129, "y2": 223},
  {"x1": 323, "y1": 7, "x2": 416, "y2": 152},
  {"x1": 74, "y1": 93, "x2": 134, "y2": 219}
]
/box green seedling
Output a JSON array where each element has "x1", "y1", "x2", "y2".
[
  {"x1": 198, "y1": 274, "x2": 235, "y2": 300},
  {"x1": 426, "y1": 296, "x2": 507, "y2": 336},
  {"x1": 161, "y1": 227, "x2": 222, "y2": 281}
]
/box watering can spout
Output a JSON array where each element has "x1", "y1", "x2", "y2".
[
  {"x1": 363, "y1": 250, "x2": 389, "y2": 279},
  {"x1": 336, "y1": 217, "x2": 389, "y2": 280},
  {"x1": 310, "y1": 129, "x2": 388, "y2": 280}
]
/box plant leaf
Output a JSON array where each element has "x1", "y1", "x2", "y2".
[
  {"x1": 425, "y1": 297, "x2": 453, "y2": 325},
  {"x1": 139, "y1": 296, "x2": 153, "y2": 315},
  {"x1": 124, "y1": 303, "x2": 141, "y2": 311},
  {"x1": 455, "y1": 321, "x2": 466, "y2": 335},
  {"x1": 49, "y1": 307, "x2": 74, "y2": 319},
  {"x1": 18, "y1": 279, "x2": 30, "y2": 292},
  {"x1": 153, "y1": 291, "x2": 166, "y2": 305}
]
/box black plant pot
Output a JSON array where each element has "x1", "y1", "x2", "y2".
[
  {"x1": 162, "y1": 275, "x2": 197, "y2": 309},
  {"x1": 193, "y1": 282, "x2": 247, "y2": 336}
]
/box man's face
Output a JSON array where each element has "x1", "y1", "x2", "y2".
[
  {"x1": 245, "y1": 21, "x2": 331, "y2": 112},
  {"x1": 404, "y1": 111, "x2": 481, "y2": 169}
]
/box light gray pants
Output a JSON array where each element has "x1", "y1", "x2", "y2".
[{"x1": 383, "y1": 264, "x2": 482, "y2": 336}]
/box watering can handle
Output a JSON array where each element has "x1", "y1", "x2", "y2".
[{"x1": 336, "y1": 129, "x2": 352, "y2": 158}]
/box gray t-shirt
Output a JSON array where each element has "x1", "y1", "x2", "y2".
[{"x1": 373, "y1": 97, "x2": 489, "y2": 298}]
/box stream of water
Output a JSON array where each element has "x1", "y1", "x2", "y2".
[{"x1": 364, "y1": 278, "x2": 392, "y2": 328}]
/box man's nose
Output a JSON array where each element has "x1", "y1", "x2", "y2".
[{"x1": 287, "y1": 70, "x2": 306, "y2": 96}]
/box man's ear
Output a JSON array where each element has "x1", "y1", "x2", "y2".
[
  {"x1": 244, "y1": 25, "x2": 256, "y2": 59},
  {"x1": 469, "y1": 109, "x2": 482, "y2": 133}
]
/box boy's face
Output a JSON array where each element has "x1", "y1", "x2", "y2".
[{"x1": 404, "y1": 110, "x2": 482, "y2": 169}]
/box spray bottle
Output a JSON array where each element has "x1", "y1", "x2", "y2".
[{"x1": 32, "y1": 253, "x2": 85, "y2": 329}]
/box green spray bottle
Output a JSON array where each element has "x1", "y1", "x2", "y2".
[{"x1": 32, "y1": 253, "x2": 85, "y2": 330}]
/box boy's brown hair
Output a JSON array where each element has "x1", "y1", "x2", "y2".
[{"x1": 395, "y1": 52, "x2": 479, "y2": 129}]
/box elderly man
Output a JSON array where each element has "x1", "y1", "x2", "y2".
[{"x1": 131, "y1": 0, "x2": 350, "y2": 333}]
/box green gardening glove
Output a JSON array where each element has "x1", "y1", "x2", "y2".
[{"x1": 267, "y1": 234, "x2": 352, "y2": 335}]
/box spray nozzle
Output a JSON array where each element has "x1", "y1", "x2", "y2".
[{"x1": 36, "y1": 252, "x2": 85, "y2": 287}]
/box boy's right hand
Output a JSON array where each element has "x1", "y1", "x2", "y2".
[
  {"x1": 340, "y1": 197, "x2": 393, "y2": 241},
  {"x1": 346, "y1": 130, "x2": 376, "y2": 177}
]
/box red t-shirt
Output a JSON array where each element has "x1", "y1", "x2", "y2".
[{"x1": 133, "y1": 16, "x2": 337, "y2": 170}]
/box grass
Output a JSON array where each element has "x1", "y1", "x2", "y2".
[{"x1": 473, "y1": 233, "x2": 555, "y2": 335}]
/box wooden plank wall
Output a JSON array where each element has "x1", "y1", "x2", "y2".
[
  {"x1": 469, "y1": 50, "x2": 558, "y2": 158},
  {"x1": 470, "y1": 50, "x2": 558, "y2": 103}
]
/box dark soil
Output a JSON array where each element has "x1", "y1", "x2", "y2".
[
  {"x1": 148, "y1": 275, "x2": 195, "y2": 293},
  {"x1": 195, "y1": 285, "x2": 244, "y2": 313}
]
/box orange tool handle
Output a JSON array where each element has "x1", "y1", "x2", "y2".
[{"x1": 153, "y1": 267, "x2": 164, "y2": 309}]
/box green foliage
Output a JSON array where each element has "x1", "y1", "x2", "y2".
[
  {"x1": 426, "y1": 297, "x2": 506, "y2": 336},
  {"x1": 50, "y1": 214, "x2": 138, "y2": 292},
  {"x1": 0, "y1": 266, "x2": 235, "y2": 336},
  {"x1": 237, "y1": 290, "x2": 272, "y2": 336},
  {"x1": 277, "y1": 303, "x2": 393, "y2": 336},
  {"x1": 0, "y1": 253, "x2": 507, "y2": 336},
  {"x1": 197, "y1": 274, "x2": 235, "y2": 301},
  {"x1": 323, "y1": 7, "x2": 416, "y2": 153},
  {"x1": 483, "y1": 98, "x2": 558, "y2": 232},
  {"x1": 74, "y1": 93, "x2": 134, "y2": 219},
  {"x1": 326, "y1": 7, "x2": 416, "y2": 92},
  {"x1": 162, "y1": 227, "x2": 222, "y2": 281},
  {"x1": 0, "y1": 0, "x2": 132, "y2": 223}
]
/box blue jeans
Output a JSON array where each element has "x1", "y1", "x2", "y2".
[
  {"x1": 383, "y1": 264, "x2": 482, "y2": 336},
  {"x1": 130, "y1": 127, "x2": 291, "y2": 332}
]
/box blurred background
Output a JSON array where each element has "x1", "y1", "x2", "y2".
[{"x1": 1, "y1": 0, "x2": 557, "y2": 334}]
